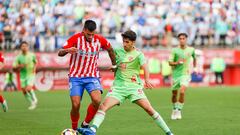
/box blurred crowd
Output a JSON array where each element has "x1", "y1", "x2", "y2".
[{"x1": 0, "y1": 0, "x2": 240, "y2": 52}]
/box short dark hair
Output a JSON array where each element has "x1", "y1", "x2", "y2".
[
  {"x1": 19, "y1": 41, "x2": 29, "y2": 48},
  {"x1": 121, "y1": 30, "x2": 137, "y2": 41},
  {"x1": 83, "y1": 20, "x2": 97, "y2": 32},
  {"x1": 177, "y1": 33, "x2": 188, "y2": 38}
]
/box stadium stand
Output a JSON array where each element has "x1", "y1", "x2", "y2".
[{"x1": 0, "y1": 0, "x2": 240, "y2": 51}]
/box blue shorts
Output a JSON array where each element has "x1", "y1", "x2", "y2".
[{"x1": 69, "y1": 77, "x2": 103, "y2": 97}]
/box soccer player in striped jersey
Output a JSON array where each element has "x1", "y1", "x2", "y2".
[
  {"x1": 78, "y1": 30, "x2": 173, "y2": 135},
  {"x1": 0, "y1": 51, "x2": 8, "y2": 112},
  {"x1": 169, "y1": 33, "x2": 196, "y2": 120},
  {"x1": 58, "y1": 20, "x2": 116, "y2": 130}
]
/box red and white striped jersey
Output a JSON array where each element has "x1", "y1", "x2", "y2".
[{"x1": 62, "y1": 32, "x2": 111, "y2": 78}]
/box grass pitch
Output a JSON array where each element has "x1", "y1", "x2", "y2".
[{"x1": 0, "y1": 87, "x2": 239, "y2": 135}]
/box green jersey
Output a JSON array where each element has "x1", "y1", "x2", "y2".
[
  {"x1": 13, "y1": 52, "x2": 37, "y2": 79},
  {"x1": 169, "y1": 46, "x2": 196, "y2": 78},
  {"x1": 210, "y1": 57, "x2": 226, "y2": 72},
  {"x1": 113, "y1": 48, "x2": 146, "y2": 87}
]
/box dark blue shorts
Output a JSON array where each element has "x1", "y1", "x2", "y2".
[{"x1": 69, "y1": 77, "x2": 103, "y2": 97}]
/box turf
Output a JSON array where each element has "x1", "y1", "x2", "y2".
[{"x1": 0, "y1": 87, "x2": 240, "y2": 135}]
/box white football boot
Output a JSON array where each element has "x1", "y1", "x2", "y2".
[
  {"x1": 28, "y1": 101, "x2": 37, "y2": 110},
  {"x1": 176, "y1": 110, "x2": 182, "y2": 120},
  {"x1": 171, "y1": 109, "x2": 178, "y2": 120}
]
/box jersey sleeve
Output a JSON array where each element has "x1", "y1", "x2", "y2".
[
  {"x1": 98, "y1": 35, "x2": 111, "y2": 50},
  {"x1": 139, "y1": 53, "x2": 146, "y2": 66},
  {"x1": 13, "y1": 56, "x2": 19, "y2": 67},
  {"x1": 169, "y1": 49, "x2": 175, "y2": 62},
  {"x1": 62, "y1": 33, "x2": 78, "y2": 49}
]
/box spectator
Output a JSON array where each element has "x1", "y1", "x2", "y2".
[
  {"x1": 210, "y1": 54, "x2": 226, "y2": 85},
  {"x1": 215, "y1": 18, "x2": 229, "y2": 47},
  {"x1": 0, "y1": 0, "x2": 239, "y2": 51},
  {"x1": 3, "y1": 20, "x2": 12, "y2": 50}
]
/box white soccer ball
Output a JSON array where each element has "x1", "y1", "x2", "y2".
[{"x1": 61, "y1": 128, "x2": 78, "y2": 135}]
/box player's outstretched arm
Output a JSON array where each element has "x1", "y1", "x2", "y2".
[
  {"x1": 169, "y1": 60, "x2": 184, "y2": 66},
  {"x1": 58, "y1": 47, "x2": 78, "y2": 57},
  {"x1": 13, "y1": 64, "x2": 25, "y2": 71},
  {"x1": 106, "y1": 47, "x2": 117, "y2": 71},
  {"x1": 141, "y1": 63, "x2": 153, "y2": 89}
]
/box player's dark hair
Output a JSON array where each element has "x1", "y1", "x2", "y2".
[
  {"x1": 19, "y1": 41, "x2": 29, "y2": 48},
  {"x1": 177, "y1": 33, "x2": 188, "y2": 38},
  {"x1": 83, "y1": 20, "x2": 97, "y2": 32},
  {"x1": 121, "y1": 30, "x2": 137, "y2": 41}
]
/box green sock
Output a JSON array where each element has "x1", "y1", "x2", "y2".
[
  {"x1": 173, "y1": 103, "x2": 178, "y2": 110},
  {"x1": 178, "y1": 103, "x2": 184, "y2": 110},
  {"x1": 152, "y1": 111, "x2": 171, "y2": 133},
  {"x1": 29, "y1": 90, "x2": 37, "y2": 102},
  {"x1": 24, "y1": 93, "x2": 33, "y2": 104},
  {"x1": 91, "y1": 110, "x2": 106, "y2": 132}
]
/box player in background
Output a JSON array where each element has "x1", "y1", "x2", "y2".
[
  {"x1": 58, "y1": 20, "x2": 116, "y2": 130},
  {"x1": 4, "y1": 69, "x2": 18, "y2": 91},
  {"x1": 13, "y1": 41, "x2": 38, "y2": 110},
  {"x1": 169, "y1": 33, "x2": 196, "y2": 120},
  {"x1": 78, "y1": 30, "x2": 174, "y2": 135},
  {"x1": 0, "y1": 50, "x2": 8, "y2": 112}
]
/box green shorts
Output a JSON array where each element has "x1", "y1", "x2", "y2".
[
  {"x1": 20, "y1": 76, "x2": 35, "y2": 88},
  {"x1": 171, "y1": 75, "x2": 191, "y2": 90},
  {"x1": 106, "y1": 86, "x2": 147, "y2": 104}
]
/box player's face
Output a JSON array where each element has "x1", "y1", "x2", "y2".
[
  {"x1": 123, "y1": 38, "x2": 135, "y2": 52},
  {"x1": 178, "y1": 35, "x2": 187, "y2": 46},
  {"x1": 83, "y1": 29, "x2": 95, "y2": 42},
  {"x1": 21, "y1": 43, "x2": 29, "y2": 53}
]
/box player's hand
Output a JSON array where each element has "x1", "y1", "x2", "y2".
[
  {"x1": 177, "y1": 59, "x2": 184, "y2": 65},
  {"x1": 98, "y1": 65, "x2": 117, "y2": 72},
  {"x1": 67, "y1": 47, "x2": 78, "y2": 54},
  {"x1": 193, "y1": 67, "x2": 199, "y2": 74},
  {"x1": 14, "y1": 64, "x2": 25, "y2": 71},
  {"x1": 18, "y1": 64, "x2": 25, "y2": 69},
  {"x1": 145, "y1": 80, "x2": 154, "y2": 89},
  {"x1": 110, "y1": 65, "x2": 117, "y2": 72}
]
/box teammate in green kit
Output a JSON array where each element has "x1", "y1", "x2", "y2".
[
  {"x1": 13, "y1": 41, "x2": 38, "y2": 110},
  {"x1": 4, "y1": 69, "x2": 17, "y2": 91},
  {"x1": 169, "y1": 33, "x2": 196, "y2": 120},
  {"x1": 78, "y1": 30, "x2": 174, "y2": 135}
]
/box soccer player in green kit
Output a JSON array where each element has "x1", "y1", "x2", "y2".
[
  {"x1": 78, "y1": 30, "x2": 174, "y2": 135},
  {"x1": 169, "y1": 33, "x2": 196, "y2": 120},
  {"x1": 13, "y1": 41, "x2": 38, "y2": 110}
]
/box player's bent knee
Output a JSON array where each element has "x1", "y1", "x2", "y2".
[
  {"x1": 26, "y1": 86, "x2": 32, "y2": 91},
  {"x1": 172, "y1": 90, "x2": 178, "y2": 95},
  {"x1": 92, "y1": 98, "x2": 101, "y2": 106},
  {"x1": 99, "y1": 103, "x2": 108, "y2": 112},
  {"x1": 71, "y1": 100, "x2": 80, "y2": 109},
  {"x1": 72, "y1": 104, "x2": 80, "y2": 110},
  {"x1": 180, "y1": 88, "x2": 186, "y2": 94}
]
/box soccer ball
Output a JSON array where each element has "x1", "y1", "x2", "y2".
[{"x1": 61, "y1": 128, "x2": 78, "y2": 135}]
